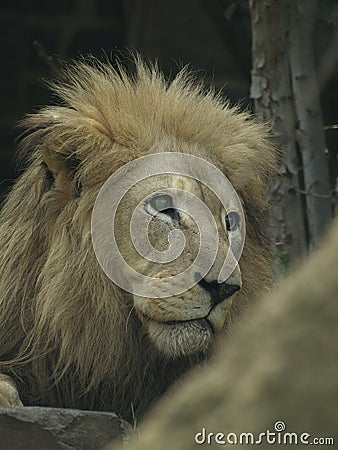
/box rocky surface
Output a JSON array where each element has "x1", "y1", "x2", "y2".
[{"x1": 0, "y1": 406, "x2": 131, "y2": 450}]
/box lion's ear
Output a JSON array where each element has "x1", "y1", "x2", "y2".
[
  {"x1": 41, "y1": 147, "x2": 82, "y2": 198},
  {"x1": 21, "y1": 106, "x2": 110, "y2": 200}
]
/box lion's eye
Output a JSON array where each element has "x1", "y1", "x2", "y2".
[
  {"x1": 147, "y1": 194, "x2": 179, "y2": 222},
  {"x1": 150, "y1": 194, "x2": 173, "y2": 212},
  {"x1": 225, "y1": 211, "x2": 240, "y2": 232}
]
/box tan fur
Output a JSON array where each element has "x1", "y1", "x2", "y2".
[
  {"x1": 0, "y1": 57, "x2": 277, "y2": 421},
  {"x1": 121, "y1": 221, "x2": 338, "y2": 449}
]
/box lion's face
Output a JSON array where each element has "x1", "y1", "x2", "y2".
[{"x1": 112, "y1": 150, "x2": 242, "y2": 359}]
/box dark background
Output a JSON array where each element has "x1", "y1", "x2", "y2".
[{"x1": 1, "y1": 0, "x2": 337, "y2": 201}]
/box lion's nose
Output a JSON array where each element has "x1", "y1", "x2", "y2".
[{"x1": 198, "y1": 278, "x2": 241, "y2": 306}]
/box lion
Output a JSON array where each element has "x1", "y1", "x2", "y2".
[
  {"x1": 0, "y1": 57, "x2": 277, "y2": 422},
  {"x1": 122, "y1": 221, "x2": 338, "y2": 450}
]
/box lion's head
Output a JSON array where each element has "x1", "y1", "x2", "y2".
[{"x1": 0, "y1": 57, "x2": 276, "y2": 419}]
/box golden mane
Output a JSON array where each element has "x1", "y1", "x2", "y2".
[{"x1": 0, "y1": 57, "x2": 277, "y2": 421}]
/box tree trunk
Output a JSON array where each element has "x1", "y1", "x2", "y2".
[
  {"x1": 249, "y1": 0, "x2": 332, "y2": 266},
  {"x1": 288, "y1": 0, "x2": 332, "y2": 247},
  {"x1": 249, "y1": 0, "x2": 307, "y2": 265}
]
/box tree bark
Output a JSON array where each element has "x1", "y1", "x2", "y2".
[
  {"x1": 249, "y1": 0, "x2": 307, "y2": 264},
  {"x1": 289, "y1": 0, "x2": 332, "y2": 247},
  {"x1": 249, "y1": 0, "x2": 332, "y2": 263}
]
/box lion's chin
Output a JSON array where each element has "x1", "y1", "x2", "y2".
[{"x1": 145, "y1": 318, "x2": 213, "y2": 358}]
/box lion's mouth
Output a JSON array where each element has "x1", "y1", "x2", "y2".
[
  {"x1": 143, "y1": 288, "x2": 236, "y2": 338},
  {"x1": 143, "y1": 299, "x2": 233, "y2": 336}
]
